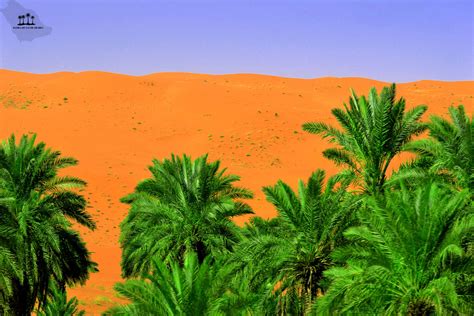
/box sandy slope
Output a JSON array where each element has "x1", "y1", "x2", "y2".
[{"x1": 0, "y1": 70, "x2": 472, "y2": 314}]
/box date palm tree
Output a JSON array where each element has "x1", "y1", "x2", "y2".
[
  {"x1": 120, "y1": 154, "x2": 253, "y2": 277},
  {"x1": 302, "y1": 84, "x2": 427, "y2": 195},
  {"x1": 0, "y1": 246, "x2": 19, "y2": 313},
  {"x1": 37, "y1": 283, "x2": 85, "y2": 316},
  {"x1": 397, "y1": 105, "x2": 473, "y2": 191},
  {"x1": 233, "y1": 170, "x2": 357, "y2": 314},
  {"x1": 316, "y1": 182, "x2": 473, "y2": 315},
  {"x1": 105, "y1": 253, "x2": 236, "y2": 315},
  {"x1": 0, "y1": 134, "x2": 96, "y2": 315}
]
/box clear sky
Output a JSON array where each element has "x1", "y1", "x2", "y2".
[{"x1": 0, "y1": 0, "x2": 472, "y2": 82}]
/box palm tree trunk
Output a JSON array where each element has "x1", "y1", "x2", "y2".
[
  {"x1": 195, "y1": 240, "x2": 207, "y2": 263},
  {"x1": 10, "y1": 280, "x2": 35, "y2": 316}
]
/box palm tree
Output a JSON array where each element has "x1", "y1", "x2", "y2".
[
  {"x1": 396, "y1": 105, "x2": 473, "y2": 191},
  {"x1": 316, "y1": 182, "x2": 473, "y2": 315},
  {"x1": 233, "y1": 170, "x2": 356, "y2": 314},
  {"x1": 0, "y1": 134, "x2": 96, "y2": 315},
  {"x1": 0, "y1": 245, "x2": 19, "y2": 313},
  {"x1": 37, "y1": 283, "x2": 85, "y2": 316},
  {"x1": 302, "y1": 84, "x2": 427, "y2": 194},
  {"x1": 120, "y1": 154, "x2": 253, "y2": 277},
  {"x1": 105, "y1": 253, "x2": 234, "y2": 315}
]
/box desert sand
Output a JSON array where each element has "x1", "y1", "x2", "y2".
[{"x1": 0, "y1": 70, "x2": 472, "y2": 314}]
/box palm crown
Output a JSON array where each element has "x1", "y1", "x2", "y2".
[
  {"x1": 106, "y1": 252, "x2": 236, "y2": 315},
  {"x1": 120, "y1": 154, "x2": 253, "y2": 277},
  {"x1": 303, "y1": 84, "x2": 427, "y2": 194},
  {"x1": 401, "y1": 105, "x2": 473, "y2": 191},
  {"x1": 0, "y1": 134, "x2": 96, "y2": 315},
  {"x1": 233, "y1": 170, "x2": 356, "y2": 314},
  {"x1": 316, "y1": 182, "x2": 473, "y2": 314}
]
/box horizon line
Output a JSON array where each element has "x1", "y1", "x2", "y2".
[{"x1": 1, "y1": 68, "x2": 473, "y2": 85}]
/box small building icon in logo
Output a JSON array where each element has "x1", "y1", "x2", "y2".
[{"x1": 17, "y1": 13, "x2": 35, "y2": 26}]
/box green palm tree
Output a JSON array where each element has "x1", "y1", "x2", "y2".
[
  {"x1": 120, "y1": 154, "x2": 253, "y2": 277},
  {"x1": 316, "y1": 182, "x2": 473, "y2": 315},
  {"x1": 37, "y1": 283, "x2": 85, "y2": 316},
  {"x1": 105, "y1": 253, "x2": 235, "y2": 315},
  {"x1": 233, "y1": 170, "x2": 356, "y2": 314},
  {"x1": 0, "y1": 245, "x2": 19, "y2": 312},
  {"x1": 302, "y1": 84, "x2": 427, "y2": 194},
  {"x1": 0, "y1": 134, "x2": 96, "y2": 315},
  {"x1": 397, "y1": 105, "x2": 473, "y2": 191}
]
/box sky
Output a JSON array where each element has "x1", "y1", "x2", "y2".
[{"x1": 0, "y1": 0, "x2": 472, "y2": 82}]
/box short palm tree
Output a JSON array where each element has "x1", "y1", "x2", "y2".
[
  {"x1": 37, "y1": 283, "x2": 85, "y2": 316},
  {"x1": 316, "y1": 182, "x2": 473, "y2": 315},
  {"x1": 120, "y1": 154, "x2": 253, "y2": 277},
  {"x1": 105, "y1": 253, "x2": 233, "y2": 315},
  {"x1": 398, "y1": 105, "x2": 473, "y2": 191},
  {"x1": 302, "y1": 84, "x2": 427, "y2": 194},
  {"x1": 0, "y1": 134, "x2": 96, "y2": 315},
  {"x1": 233, "y1": 170, "x2": 356, "y2": 314}
]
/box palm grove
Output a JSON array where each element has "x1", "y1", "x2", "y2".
[{"x1": 0, "y1": 84, "x2": 472, "y2": 315}]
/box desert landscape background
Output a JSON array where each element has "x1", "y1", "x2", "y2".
[{"x1": 0, "y1": 69, "x2": 472, "y2": 314}]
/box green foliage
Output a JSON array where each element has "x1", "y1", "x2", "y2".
[
  {"x1": 105, "y1": 253, "x2": 242, "y2": 316},
  {"x1": 396, "y1": 105, "x2": 474, "y2": 191},
  {"x1": 0, "y1": 134, "x2": 96, "y2": 315},
  {"x1": 316, "y1": 182, "x2": 473, "y2": 315},
  {"x1": 232, "y1": 170, "x2": 357, "y2": 314},
  {"x1": 0, "y1": 245, "x2": 19, "y2": 307},
  {"x1": 303, "y1": 84, "x2": 427, "y2": 194},
  {"x1": 37, "y1": 283, "x2": 85, "y2": 316},
  {"x1": 119, "y1": 154, "x2": 254, "y2": 277}
]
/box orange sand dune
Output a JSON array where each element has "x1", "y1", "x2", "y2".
[{"x1": 0, "y1": 70, "x2": 472, "y2": 314}]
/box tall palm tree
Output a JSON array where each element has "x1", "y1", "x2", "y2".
[
  {"x1": 0, "y1": 134, "x2": 96, "y2": 315},
  {"x1": 105, "y1": 253, "x2": 236, "y2": 315},
  {"x1": 302, "y1": 84, "x2": 427, "y2": 194},
  {"x1": 233, "y1": 170, "x2": 356, "y2": 314},
  {"x1": 316, "y1": 182, "x2": 473, "y2": 315},
  {"x1": 120, "y1": 154, "x2": 253, "y2": 277},
  {"x1": 397, "y1": 105, "x2": 473, "y2": 191}
]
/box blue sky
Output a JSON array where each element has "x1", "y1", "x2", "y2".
[{"x1": 0, "y1": 0, "x2": 472, "y2": 82}]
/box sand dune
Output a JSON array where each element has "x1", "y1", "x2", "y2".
[{"x1": 0, "y1": 70, "x2": 472, "y2": 314}]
